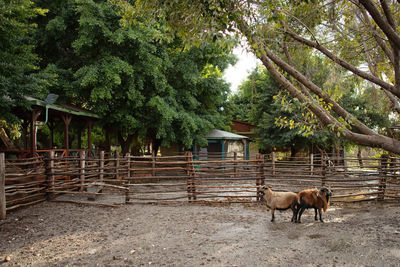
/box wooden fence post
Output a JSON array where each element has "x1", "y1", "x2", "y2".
[
  {"x1": 310, "y1": 153, "x2": 314, "y2": 176},
  {"x1": 125, "y1": 153, "x2": 131, "y2": 179},
  {"x1": 233, "y1": 152, "x2": 237, "y2": 178},
  {"x1": 152, "y1": 152, "x2": 156, "y2": 177},
  {"x1": 321, "y1": 154, "x2": 326, "y2": 186},
  {"x1": 260, "y1": 154, "x2": 265, "y2": 187},
  {"x1": 99, "y1": 151, "x2": 104, "y2": 182},
  {"x1": 378, "y1": 156, "x2": 387, "y2": 201},
  {"x1": 79, "y1": 150, "x2": 86, "y2": 191},
  {"x1": 256, "y1": 154, "x2": 263, "y2": 201},
  {"x1": 271, "y1": 152, "x2": 276, "y2": 177},
  {"x1": 186, "y1": 151, "x2": 196, "y2": 201},
  {"x1": 46, "y1": 151, "x2": 55, "y2": 200},
  {"x1": 0, "y1": 153, "x2": 6, "y2": 220},
  {"x1": 115, "y1": 151, "x2": 120, "y2": 180}
]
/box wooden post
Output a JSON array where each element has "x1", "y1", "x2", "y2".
[
  {"x1": 321, "y1": 154, "x2": 326, "y2": 186},
  {"x1": 87, "y1": 120, "x2": 93, "y2": 157},
  {"x1": 77, "y1": 126, "x2": 82, "y2": 150},
  {"x1": 115, "y1": 151, "x2": 120, "y2": 180},
  {"x1": 46, "y1": 151, "x2": 55, "y2": 200},
  {"x1": 185, "y1": 151, "x2": 196, "y2": 201},
  {"x1": 256, "y1": 154, "x2": 261, "y2": 201},
  {"x1": 378, "y1": 156, "x2": 387, "y2": 201},
  {"x1": 79, "y1": 150, "x2": 86, "y2": 191},
  {"x1": 310, "y1": 153, "x2": 314, "y2": 176},
  {"x1": 48, "y1": 122, "x2": 55, "y2": 149},
  {"x1": 185, "y1": 151, "x2": 191, "y2": 201},
  {"x1": 62, "y1": 115, "x2": 72, "y2": 156},
  {"x1": 99, "y1": 151, "x2": 104, "y2": 182},
  {"x1": 23, "y1": 120, "x2": 29, "y2": 150},
  {"x1": 271, "y1": 152, "x2": 276, "y2": 177},
  {"x1": 233, "y1": 152, "x2": 237, "y2": 178},
  {"x1": 30, "y1": 109, "x2": 41, "y2": 156},
  {"x1": 126, "y1": 153, "x2": 131, "y2": 179},
  {"x1": 152, "y1": 151, "x2": 156, "y2": 177},
  {"x1": 260, "y1": 154, "x2": 265, "y2": 187},
  {"x1": 0, "y1": 153, "x2": 6, "y2": 220}
]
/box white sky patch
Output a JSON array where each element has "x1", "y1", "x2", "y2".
[{"x1": 223, "y1": 46, "x2": 260, "y2": 94}]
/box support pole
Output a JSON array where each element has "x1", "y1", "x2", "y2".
[
  {"x1": 0, "y1": 153, "x2": 6, "y2": 220},
  {"x1": 62, "y1": 115, "x2": 72, "y2": 157},
  {"x1": 30, "y1": 109, "x2": 41, "y2": 156},
  {"x1": 87, "y1": 120, "x2": 93, "y2": 157},
  {"x1": 48, "y1": 122, "x2": 55, "y2": 149}
]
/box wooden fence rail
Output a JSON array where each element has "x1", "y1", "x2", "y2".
[{"x1": 1, "y1": 151, "x2": 399, "y2": 219}]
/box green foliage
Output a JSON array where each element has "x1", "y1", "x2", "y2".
[
  {"x1": 0, "y1": 0, "x2": 49, "y2": 122},
  {"x1": 32, "y1": 0, "x2": 235, "y2": 152}
]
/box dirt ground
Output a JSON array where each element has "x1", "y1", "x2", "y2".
[{"x1": 1, "y1": 201, "x2": 400, "y2": 266}]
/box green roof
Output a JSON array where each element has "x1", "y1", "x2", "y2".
[
  {"x1": 25, "y1": 96, "x2": 100, "y2": 119},
  {"x1": 205, "y1": 129, "x2": 248, "y2": 140}
]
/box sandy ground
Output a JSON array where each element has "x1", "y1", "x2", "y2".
[{"x1": 1, "y1": 201, "x2": 400, "y2": 266}]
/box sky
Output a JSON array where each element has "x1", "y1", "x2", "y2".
[{"x1": 222, "y1": 46, "x2": 260, "y2": 94}]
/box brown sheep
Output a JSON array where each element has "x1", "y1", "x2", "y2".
[
  {"x1": 258, "y1": 185, "x2": 299, "y2": 222},
  {"x1": 295, "y1": 187, "x2": 332, "y2": 223}
]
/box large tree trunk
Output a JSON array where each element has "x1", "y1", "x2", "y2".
[
  {"x1": 118, "y1": 133, "x2": 135, "y2": 155},
  {"x1": 152, "y1": 138, "x2": 162, "y2": 156},
  {"x1": 130, "y1": 134, "x2": 141, "y2": 156}
]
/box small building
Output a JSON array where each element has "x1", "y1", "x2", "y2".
[
  {"x1": 230, "y1": 119, "x2": 258, "y2": 157},
  {"x1": 230, "y1": 119, "x2": 257, "y2": 137},
  {"x1": 194, "y1": 129, "x2": 249, "y2": 160}
]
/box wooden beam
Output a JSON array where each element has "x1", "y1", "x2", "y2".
[
  {"x1": 61, "y1": 115, "x2": 72, "y2": 155},
  {"x1": 87, "y1": 120, "x2": 93, "y2": 156},
  {"x1": 47, "y1": 121, "x2": 55, "y2": 149},
  {"x1": 0, "y1": 153, "x2": 6, "y2": 220},
  {"x1": 30, "y1": 109, "x2": 41, "y2": 156}
]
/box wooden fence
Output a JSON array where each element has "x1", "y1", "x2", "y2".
[{"x1": 1, "y1": 151, "x2": 399, "y2": 219}]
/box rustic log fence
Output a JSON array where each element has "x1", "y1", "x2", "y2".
[{"x1": 1, "y1": 151, "x2": 399, "y2": 219}]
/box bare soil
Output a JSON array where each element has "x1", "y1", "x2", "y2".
[{"x1": 1, "y1": 201, "x2": 400, "y2": 266}]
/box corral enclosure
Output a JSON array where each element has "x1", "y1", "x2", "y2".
[{"x1": 1, "y1": 151, "x2": 400, "y2": 219}]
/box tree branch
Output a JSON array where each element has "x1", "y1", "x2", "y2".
[
  {"x1": 358, "y1": 0, "x2": 400, "y2": 49},
  {"x1": 379, "y1": 0, "x2": 397, "y2": 29},
  {"x1": 283, "y1": 26, "x2": 399, "y2": 97}
]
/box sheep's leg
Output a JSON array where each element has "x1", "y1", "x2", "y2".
[
  {"x1": 318, "y1": 208, "x2": 324, "y2": 222},
  {"x1": 294, "y1": 204, "x2": 300, "y2": 223},
  {"x1": 290, "y1": 203, "x2": 297, "y2": 222},
  {"x1": 314, "y1": 208, "x2": 318, "y2": 221},
  {"x1": 290, "y1": 206, "x2": 295, "y2": 222},
  {"x1": 297, "y1": 207, "x2": 306, "y2": 223},
  {"x1": 271, "y1": 209, "x2": 275, "y2": 222}
]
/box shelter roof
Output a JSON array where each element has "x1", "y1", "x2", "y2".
[
  {"x1": 25, "y1": 96, "x2": 100, "y2": 119},
  {"x1": 205, "y1": 129, "x2": 248, "y2": 140}
]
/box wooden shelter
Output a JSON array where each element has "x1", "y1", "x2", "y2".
[
  {"x1": 4, "y1": 96, "x2": 99, "y2": 157},
  {"x1": 194, "y1": 129, "x2": 250, "y2": 160}
]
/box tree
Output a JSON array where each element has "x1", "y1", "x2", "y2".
[
  {"x1": 34, "y1": 0, "x2": 235, "y2": 154},
  {"x1": 117, "y1": 0, "x2": 400, "y2": 154},
  {"x1": 0, "y1": 0, "x2": 49, "y2": 122}
]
